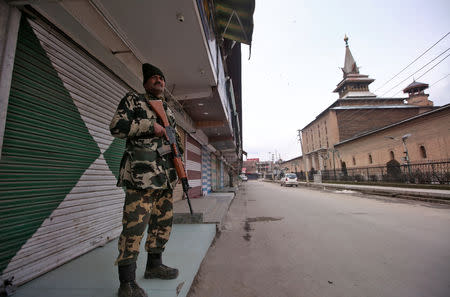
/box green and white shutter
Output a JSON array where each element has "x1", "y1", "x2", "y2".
[{"x1": 0, "y1": 16, "x2": 128, "y2": 285}]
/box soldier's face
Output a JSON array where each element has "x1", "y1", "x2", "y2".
[{"x1": 144, "y1": 75, "x2": 165, "y2": 96}]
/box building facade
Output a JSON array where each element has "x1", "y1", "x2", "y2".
[
  {"x1": 300, "y1": 37, "x2": 435, "y2": 173},
  {"x1": 280, "y1": 156, "x2": 305, "y2": 175},
  {"x1": 0, "y1": 0, "x2": 255, "y2": 285},
  {"x1": 335, "y1": 105, "x2": 450, "y2": 169}
]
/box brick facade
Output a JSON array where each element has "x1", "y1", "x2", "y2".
[
  {"x1": 243, "y1": 158, "x2": 259, "y2": 174},
  {"x1": 280, "y1": 156, "x2": 305, "y2": 174},
  {"x1": 299, "y1": 40, "x2": 441, "y2": 172},
  {"x1": 336, "y1": 108, "x2": 423, "y2": 142},
  {"x1": 335, "y1": 106, "x2": 450, "y2": 168}
]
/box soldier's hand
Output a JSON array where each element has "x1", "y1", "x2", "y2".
[{"x1": 154, "y1": 123, "x2": 166, "y2": 137}]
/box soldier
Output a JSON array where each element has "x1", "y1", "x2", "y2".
[{"x1": 110, "y1": 63, "x2": 182, "y2": 297}]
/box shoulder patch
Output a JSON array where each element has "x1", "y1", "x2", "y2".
[{"x1": 126, "y1": 91, "x2": 140, "y2": 98}]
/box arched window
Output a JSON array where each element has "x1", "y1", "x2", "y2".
[
  {"x1": 368, "y1": 154, "x2": 373, "y2": 164},
  {"x1": 390, "y1": 151, "x2": 395, "y2": 160},
  {"x1": 352, "y1": 156, "x2": 356, "y2": 165},
  {"x1": 420, "y1": 146, "x2": 427, "y2": 158}
]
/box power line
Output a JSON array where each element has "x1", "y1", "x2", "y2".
[
  {"x1": 374, "y1": 31, "x2": 450, "y2": 92},
  {"x1": 392, "y1": 52, "x2": 450, "y2": 96},
  {"x1": 381, "y1": 47, "x2": 450, "y2": 97},
  {"x1": 430, "y1": 73, "x2": 450, "y2": 87}
]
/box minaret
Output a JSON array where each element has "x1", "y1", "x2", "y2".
[
  {"x1": 333, "y1": 35, "x2": 376, "y2": 99},
  {"x1": 342, "y1": 35, "x2": 359, "y2": 76},
  {"x1": 403, "y1": 81, "x2": 433, "y2": 106}
]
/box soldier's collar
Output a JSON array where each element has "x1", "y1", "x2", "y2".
[{"x1": 145, "y1": 93, "x2": 165, "y2": 101}]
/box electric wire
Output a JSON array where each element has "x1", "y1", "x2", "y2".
[
  {"x1": 430, "y1": 73, "x2": 450, "y2": 87},
  {"x1": 417, "y1": 53, "x2": 450, "y2": 80},
  {"x1": 374, "y1": 31, "x2": 450, "y2": 92},
  {"x1": 391, "y1": 52, "x2": 450, "y2": 97},
  {"x1": 381, "y1": 47, "x2": 450, "y2": 97},
  {"x1": 302, "y1": 36, "x2": 450, "y2": 156}
]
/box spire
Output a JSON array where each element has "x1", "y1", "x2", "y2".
[
  {"x1": 334, "y1": 35, "x2": 375, "y2": 99},
  {"x1": 342, "y1": 35, "x2": 359, "y2": 77}
]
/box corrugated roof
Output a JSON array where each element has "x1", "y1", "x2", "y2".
[
  {"x1": 331, "y1": 105, "x2": 417, "y2": 110},
  {"x1": 281, "y1": 155, "x2": 303, "y2": 163},
  {"x1": 403, "y1": 80, "x2": 429, "y2": 93},
  {"x1": 340, "y1": 97, "x2": 405, "y2": 101},
  {"x1": 342, "y1": 91, "x2": 377, "y2": 98}
]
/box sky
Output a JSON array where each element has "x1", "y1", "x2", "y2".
[{"x1": 241, "y1": 0, "x2": 450, "y2": 162}]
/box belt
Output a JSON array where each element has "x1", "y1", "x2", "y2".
[
  {"x1": 157, "y1": 144, "x2": 172, "y2": 156},
  {"x1": 126, "y1": 144, "x2": 172, "y2": 157}
]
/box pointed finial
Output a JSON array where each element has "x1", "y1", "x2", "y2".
[{"x1": 344, "y1": 34, "x2": 349, "y2": 46}]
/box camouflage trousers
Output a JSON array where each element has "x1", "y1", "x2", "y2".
[{"x1": 115, "y1": 188, "x2": 173, "y2": 266}]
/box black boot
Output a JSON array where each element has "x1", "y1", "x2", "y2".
[
  {"x1": 144, "y1": 253, "x2": 179, "y2": 279},
  {"x1": 118, "y1": 263, "x2": 148, "y2": 297}
]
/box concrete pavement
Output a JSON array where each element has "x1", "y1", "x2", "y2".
[
  {"x1": 12, "y1": 190, "x2": 236, "y2": 297},
  {"x1": 189, "y1": 181, "x2": 450, "y2": 297}
]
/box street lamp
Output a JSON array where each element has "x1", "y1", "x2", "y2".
[
  {"x1": 401, "y1": 134, "x2": 412, "y2": 177},
  {"x1": 385, "y1": 134, "x2": 412, "y2": 180}
]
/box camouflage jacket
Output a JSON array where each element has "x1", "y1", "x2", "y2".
[{"x1": 110, "y1": 91, "x2": 183, "y2": 190}]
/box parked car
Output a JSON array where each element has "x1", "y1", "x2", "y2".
[
  {"x1": 281, "y1": 173, "x2": 298, "y2": 187},
  {"x1": 240, "y1": 174, "x2": 248, "y2": 181}
]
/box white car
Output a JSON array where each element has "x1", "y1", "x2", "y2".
[
  {"x1": 281, "y1": 173, "x2": 298, "y2": 187},
  {"x1": 240, "y1": 174, "x2": 248, "y2": 181}
]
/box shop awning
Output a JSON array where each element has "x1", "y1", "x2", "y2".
[{"x1": 214, "y1": 0, "x2": 255, "y2": 45}]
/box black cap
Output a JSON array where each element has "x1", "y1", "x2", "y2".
[{"x1": 142, "y1": 63, "x2": 165, "y2": 85}]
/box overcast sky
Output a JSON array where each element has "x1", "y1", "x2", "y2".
[{"x1": 241, "y1": 0, "x2": 450, "y2": 162}]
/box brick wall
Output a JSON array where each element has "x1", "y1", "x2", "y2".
[
  {"x1": 281, "y1": 157, "x2": 305, "y2": 173},
  {"x1": 301, "y1": 111, "x2": 339, "y2": 154},
  {"x1": 335, "y1": 108, "x2": 450, "y2": 168},
  {"x1": 336, "y1": 108, "x2": 423, "y2": 142}
]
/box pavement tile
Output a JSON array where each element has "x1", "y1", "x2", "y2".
[{"x1": 14, "y1": 224, "x2": 216, "y2": 297}]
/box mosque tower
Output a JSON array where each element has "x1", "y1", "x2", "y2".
[
  {"x1": 333, "y1": 35, "x2": 376, "y2": 99},
  {"x1": 403, "y1": 81, "x2": 433, "y2": 106}
]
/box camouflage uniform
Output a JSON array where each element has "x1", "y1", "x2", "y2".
[{"x1": 110, "y1": 91, "x2": 183, "y2": 266}]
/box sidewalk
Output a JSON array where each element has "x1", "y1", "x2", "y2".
[
  {"x1": 174, "y1": 191, "x2": 235, "y2": 228},
  {"x1": 267, "y1": 179, "x2": 450, "y2": 203},
  {"x1": 12, "y1": 190, "x2": 236, "y2": 297},
  {"x1": 308, "y1": 182, "x2": 450, "y2": 200}
]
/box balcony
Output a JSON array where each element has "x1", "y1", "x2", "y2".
[{"x1": 25, "y1": 0, "x2": 253, "y2": 156}]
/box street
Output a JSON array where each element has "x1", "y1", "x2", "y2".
[{"x1": 188, "y1": 181, "x2": 450, "y2": 297}]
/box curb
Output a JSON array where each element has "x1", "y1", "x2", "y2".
[{"x1": 263, "y1": 179, "x2": 450, "y2": 204}]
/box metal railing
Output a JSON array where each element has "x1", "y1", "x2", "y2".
[{"x1": 295, "y1": 160, "x2": 450, "y2": 184}]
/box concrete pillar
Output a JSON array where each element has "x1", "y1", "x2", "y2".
[
  {"x1": 0, "y1": 1, "x2": 21, "y2": 156},
  {"x1": 318, "y1": 154, "x2": 324, "y2": 172}
]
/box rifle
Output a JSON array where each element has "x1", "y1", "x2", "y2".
[{"x1": 148, "y1": 100, "x2": 194, "y2": 215}]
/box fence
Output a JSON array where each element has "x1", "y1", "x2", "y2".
[{"x1": 295, "y1": 160, "x2": 450, "y2": 184}]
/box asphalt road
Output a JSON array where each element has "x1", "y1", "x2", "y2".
[{"x1": 188, "y1": 180, "x2": 450, "y2": 297}]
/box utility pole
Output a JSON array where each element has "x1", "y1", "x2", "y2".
[
  {"x1": 297, "y1": 129, "x2": 309, "y2": 183},
  {"x1": 271, "y1": 152, "x2": 275, "y2": 180}
]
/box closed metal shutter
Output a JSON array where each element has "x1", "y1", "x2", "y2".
[
  {"x1": 0, "y1": 16, "x2": 129, "y2": 284},
  {"x1": 211, "y1": 153, "x2": 217, "y2": 191},
  {"x1": 201, "y1": 147, "x2": 211, "y2": 195},
  {"x1": 220, "y1": 160, "x2": 224, "y2": 188},
  {"x1": 186, "y1": 134, "x2": 202, "y2": 198},
  {"x1": 223, "y1": 163, "x2": 230, "y2": 187},
  {"x1": 216, "y1": 157, "x2": 221, "y2": 189}
]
